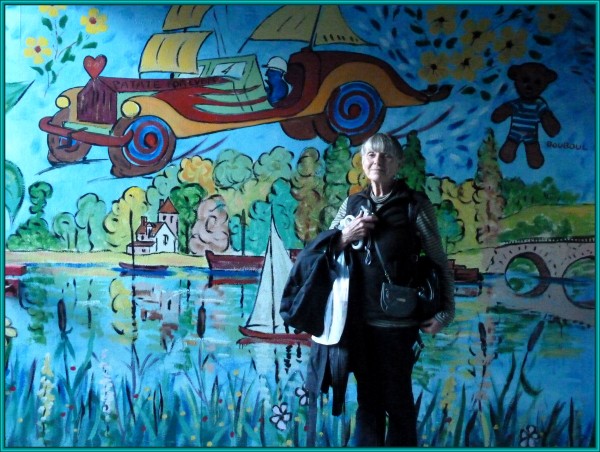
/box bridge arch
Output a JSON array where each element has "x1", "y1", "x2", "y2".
[
  {"x1": 504, "y1": 252, "x2": 551, "y2": 296},
  {"x1": 485, "y1": 236, "x2": 595, "y2": 279}
]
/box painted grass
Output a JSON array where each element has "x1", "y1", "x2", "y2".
[{"x1": 4, "y1": 321, "x2": 594, "y2": 448}]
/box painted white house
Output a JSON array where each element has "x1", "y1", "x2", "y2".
[{"x1": 126, "y1": 199, "x2": 179, "y2": 254}]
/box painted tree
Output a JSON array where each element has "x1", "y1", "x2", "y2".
[
  {"x1": 291, "y1": 147, "x2": 326, "y2": 243},
  {"x1": 454, "y1": 179, "x2": 480, "y2": 252},
  {"x1": 436, "y1": 199, "x2": 465, "y2": 253},
  {"x1": 247, "y1": 178, "x2": 299, "y2": 254},
  {"x1": 424, "y1": 175, "x2": 443, "y2": 205},
  {"x1": 103, "y1": 187, "x2": 149, "y2": 251},
  {"x1": 245, "y1": 201, "x2": 271, "y2": 255},
  {"x1": 170, "y1": 183, "x2": 206, "y2": 254},
  {"x1": 473, "y1": 129, "x2": 505, "y2": 245},
  {"x1": 397, "y1": 130, "x2": 427, "y2": 191},
  {"x1": 53, "y1": 212, "x2": 77, "y2": 250},
  {"x1": 145, "y1": 165, "x2": 181, "y2": 219},
  {"x1": 74, "y1": 193, "x2": 107, "y2": 252},
  {"x1": 213, "y1": 148, "x2": 255, "y2": 221},
  {"x1": 189, "y1": 195, "x2": 229, "y2": 255},
  {"x1": 268, "y1": 178, "x2": 302, "y2": 250},
  {"x1": 215, "y1": 147, "x2": 294, "y2": 251},
  {"x1": 7, "y1": 181, "x2": 62, "y2": 250},
  {"x1": 500, "y1": 176, "x2": 579, "y2": 217},
  {"x1": 322, "y1": 135, "x2": 352, "y2": 230},
  {"x1": 179, "y1": 156, "x2": 217, "y2": 195},
  {"x1": 347, "y1": 151, "x2": 368, "y2": 195}
]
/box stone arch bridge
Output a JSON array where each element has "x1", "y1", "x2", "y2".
[{"x1": 484, "y1": 236, "x2": 595, "y2": 278}]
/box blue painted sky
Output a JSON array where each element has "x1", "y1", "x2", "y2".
[{"x1": 4, "y1": 4, "x2": 596, "y2": 233}]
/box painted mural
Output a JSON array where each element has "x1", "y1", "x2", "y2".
[{"x1": 3, "y1": 3, "x2": 596, "y2": 448}]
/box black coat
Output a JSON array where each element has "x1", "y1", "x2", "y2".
[{"x1": 279, "y1": 228, "x2": 341, "y2": 337}]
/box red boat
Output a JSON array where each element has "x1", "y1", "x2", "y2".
[
  {"x1": 5, "y1": 264, "x2": 27, "y2": 276},
  {"x1": 206, "y1": 249, "x2": 301, "y2": 273},
  {"x1": 238, "y1": 326, "x2": 311, "y2": 346},
  {"x1": 205, "y1": 250, "x2": 264, "y2": 273},
  {"x1": 448, "y1": 260, "x2": 482, "y2": 284}
]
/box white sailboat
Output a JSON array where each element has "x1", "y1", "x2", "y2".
[{"x1": 238, "y1": 219, "x2": 311, "y2": 345}]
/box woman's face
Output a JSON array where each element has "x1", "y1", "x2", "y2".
[{"x1": 361, "y1": 149, "x2": 400, "y2": 185}]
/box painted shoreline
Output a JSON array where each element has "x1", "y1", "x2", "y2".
[
  {"x1": 4, "y1": 251, "x2": 208, "y2": 268},
  {"x1": 5, "y1": 249, "x2": 485, "y2": 271}
]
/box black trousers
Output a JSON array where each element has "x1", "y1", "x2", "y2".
[{"x1": 351, "y1": 324, "x2": 420, "y2": 447}]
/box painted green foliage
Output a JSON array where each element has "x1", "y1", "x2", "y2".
[
  {"x1": 398, "y1": 130, "x2": 427, "y2": 192},
  {"x1": 5, "y1": 161, "x2": 25, "y2": 224},
  {"x1": 170, "y1": 183, "x2": 207, "y2": 254},
  {"x1": 7, "y1": 181, "x2": 62, "y2": 251},
  {"x1": 5, "y1": 130, "x2": 583, "y2": 253},
  {"x1": 25, "y1": 6, "x2": 104, "y2": 93}
]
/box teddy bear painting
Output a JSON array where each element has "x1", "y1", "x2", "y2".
[{"x1": 491, "y1": 62, "x2": 561, "y2": 169}]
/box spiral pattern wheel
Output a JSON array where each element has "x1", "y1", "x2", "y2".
[
  {"x1": 108, "y1": 116, "x2": 175, "y2": 178},
  {"x1": 47, "y1": 109, "x2": 92, "y2": 164},
  {"x1": 326, "y1": 82, "x2": 386, "y2": 145}
]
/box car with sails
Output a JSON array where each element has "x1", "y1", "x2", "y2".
[{"x1": 39, "y1": 5, "x2": 451, "y2": 177}]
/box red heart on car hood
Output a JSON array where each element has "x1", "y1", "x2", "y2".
[{"x1": 83, "y1": 55, "x2": 107, "y2": 79}]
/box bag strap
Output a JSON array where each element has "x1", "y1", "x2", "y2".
[
  {"x1": 372, "y1": 239, "x2": 393, "y2": 284},
  {"x1": 372, "y1": 191, "x2": 419, "y2": 285}
]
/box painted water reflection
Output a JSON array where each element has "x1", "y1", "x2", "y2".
[{"x1": 4, "y1": 263, "x2": 595, "y2": 447}]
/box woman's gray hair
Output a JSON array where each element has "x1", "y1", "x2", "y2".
[{"x1": 360, "y1": 133, "x2": 403, "y2": 160}]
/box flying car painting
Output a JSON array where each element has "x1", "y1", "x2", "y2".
[{"x1": 39, "y1": 5, "x2": 451, "y2": 177}]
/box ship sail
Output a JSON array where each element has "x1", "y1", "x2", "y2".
[
  {"x1": 163, "y1": 5, "x2": 212, "y2": 31},
  {"x1": 139, "y1": 32, "x2": 212, "y2": 74},
  {"x1": 139, "y1": 5, "x2": 214, "y2": 74},
  {"x1": 244, "y1": 220, "x2": 292, "y2": 335},
  {"x1": 240, "y1": 5, "x2": 372, "y2": 52}
]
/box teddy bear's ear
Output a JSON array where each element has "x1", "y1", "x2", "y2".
[
  {"x1": 507, "y1": 65, "x2": 521, "y2": 80},
  {"x1": 544, "y1": 68, "x2": 558, "y2": 83}
]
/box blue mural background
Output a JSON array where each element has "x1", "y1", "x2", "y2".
[{"x1": 3, "y1": 3, "x2": 597, "y2": 448}]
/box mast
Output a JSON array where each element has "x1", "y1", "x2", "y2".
[{"x1": 241, "y1": 209, "x2": 247, "y2": 256}]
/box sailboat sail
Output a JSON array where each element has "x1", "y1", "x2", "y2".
[
  {"x1": 244, "y1": 220, "x2": 292, "y2": 335},
  {"x1": 139, "y1": 32, "x2": 212, "y2": 74},
  {"x1": 242, "y1": 5, "x2": 371, "y2": 50},
  {"x1": 163, "y1": 5, "x2": 212, "y2": 31},
  {"x1": 139, "y1": 5, "x2": 213, "y2": 74}
]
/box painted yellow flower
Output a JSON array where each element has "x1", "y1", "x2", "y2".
[
  {"x1": 460, "y1": 18, "x2": 494, "y2": 51},
  {"x1": 537, "y1": 6, "x2": 570, "y2": 34},
  {"x1": 80, "y1": 8, "x2": 108, "y2": 34},
  {"x1": 451, "y1": 52, "x2": 485, "y2": 82},
  {"x1": 5, "y1": 317, "x2": 17, "y2": 347},
  {"x1": 493, "y1": 27, "x2": 527, "y2": 64},
  {"x1": 24, "y1": 37, "x2": 52, "y2": 65},
  {"x1": 418, "y1": 51, "x2": 451, "y2": 84},
  {"x1": 426, "y1": 5, "x2": 458, "y2": 35},
  {"x1": 39, "y1": 5, "x2": 66, "y2": 17}
]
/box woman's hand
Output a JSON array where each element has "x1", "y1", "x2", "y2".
[
  {"x1": 338, "y1": 211, "x2": 377, "y2": 250},
  {"x1": 420, "y1": 317, "x2": 443, "y2": 335}
]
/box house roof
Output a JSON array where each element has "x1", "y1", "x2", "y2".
[
  {"x1": 159, "y1": 198, "x2": 178, "y2": 214},
  {"x1": 137, "y1": 221, "x2": 172, "y2": 237}
]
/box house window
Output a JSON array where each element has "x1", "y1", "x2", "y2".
[{"x1": 163, "y1": 235, "x2": 169, "y2": 246}]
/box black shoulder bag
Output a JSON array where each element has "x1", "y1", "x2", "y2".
[{"x1": 372, "y1": 200, "x2": 441, "y2": 321}]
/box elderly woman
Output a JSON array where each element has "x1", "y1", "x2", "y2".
[{"x1": 327, "y1": 132, "x2": 455, "y2": 446}]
